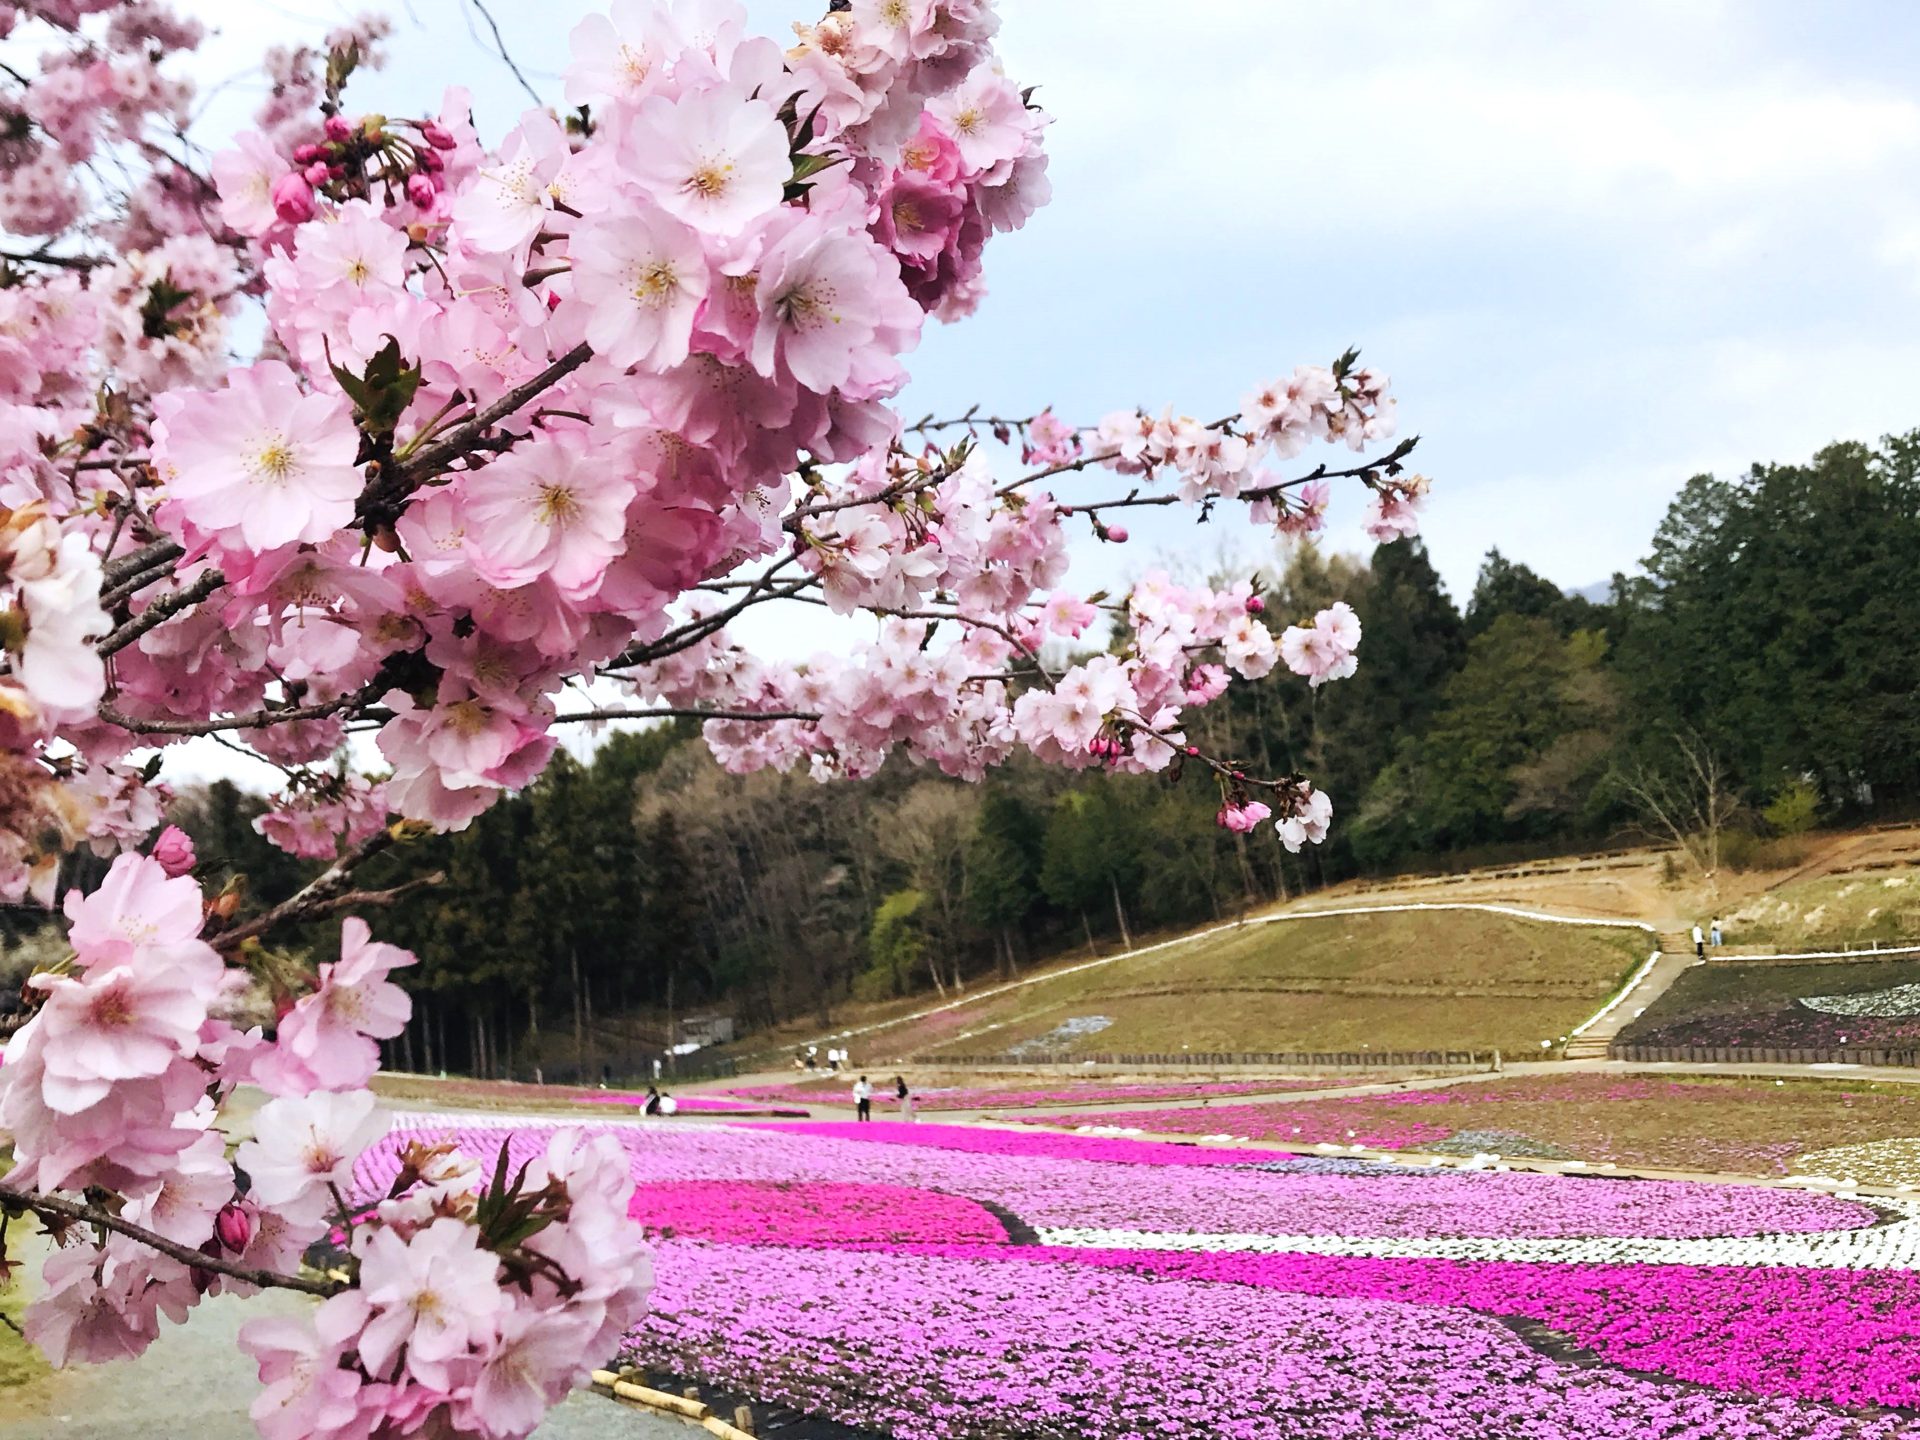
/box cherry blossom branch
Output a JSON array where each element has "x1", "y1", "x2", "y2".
[
  {"x1": 603, "y1": 560, "x2": 809, "y2": 670},
  {"x1": 98, "y1": 678, "x2": 386, "y2": 736},
  {"x1": 905, "y1": 406, "x2": 1039, "y2": 435},
  {"x1": 100, "y1": 538, "x2": 185, "y2": 592},
  {"x1": 0, "y1": 247, "x2": 102, "y2": 271},
  {"x1": 1067, "y1": 438, "x2": 1420, "y2": 514},
  {"x1": 550, "y1": 706, "x2": 823, "y2": 724},
  {"x1": 357, "y1": 342, "x2": 595, "y2": 524},
  {"x1": 70, "y1": 454, "x2": 154, "y2": 472},
  {"x1": 97, "y1": 569, "x2": 225, "y2": 656},
  {"x1": 994, "y1": 415, "x2": 1233, "y2": 496},
  {"x1": 211, "y1": 826, "x2": 402, "y2": 952},
  {"x1": 784, "y1": 468, "x2": 953, "y2": 527},
  {"x1": 0, "y1": 1188, "x2": 340, "y2": 1297}
]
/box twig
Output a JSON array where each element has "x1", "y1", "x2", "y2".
[
  {"x1": 0, "y1": 1188, "x2": 340, "y2": 1297},
  {"x1": 356, "y1": 343, "x2": 595, "y2": 525},
  {"x1": 101, "y1": 538, "x2": 184, "y2": 590},
  {"x1": 98, "y1": 678, "x2": 384, "y2": 737},
  {"x1": 97, "y1": 570, "x2": 224, "y2": 656},
  {"x1": 212, "y1": 826, "x2": 402, "y2": 952},
  {"x1": 0, "y1": 248, "x2": 102, "y2": 271},
  {"x1": 602, "y1": 561, "x2": 809, "y2": 671},
  {"x1": 551, "y1": 707, "x2": 822, "y2": 725},
  {"x1": 462, "y1": 0, "x2": 546, "y2": 106}
]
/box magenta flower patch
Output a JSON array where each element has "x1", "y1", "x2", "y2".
[
  {"x1": 363, "y1": 1114, "x2": 1920, "y2": 1440},
  {"x1": 629, "y1": 1180, "x2": 1011, "y2": 1246}
]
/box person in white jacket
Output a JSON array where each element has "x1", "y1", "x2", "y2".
[{"x1": 852, "y1": 1075, "x2": 873, "y2": 1122}]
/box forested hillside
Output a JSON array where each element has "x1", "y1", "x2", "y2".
[{"x1": 171, "y1": 433, "x2": 1920, "y2": 1075}]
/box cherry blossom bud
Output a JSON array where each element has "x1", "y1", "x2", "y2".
[
  {"x1": 214, "y1": 1201, "x2": 254, "y2": 1253},
  {"x1": 150, "y1": 825, "x2": 196, "y2": 878},
  {"x1": 270, "y1": 172, "x2": 315, "y2": 224},
  {"x1": 415, "y1": 145, "x2": 444, "y2": 173},
  {"x1": 1186, "y1": 745, "x2": 1200, "y2": 756},
  {"x1": 1106, "y1": 525, "x2": 1128, "y2": 543},
  {"x1": 302, "y1": 160, "x2": 329, "y2": 186},
  {"x1": 421, "y1": 120, "x2": 457, "y2": 150},
  {"x1": 292, "y1": 143, "x2": 324, "y2": 165},
  {"x1": 1245, "y1": 595, "x2": 1265, "y2": 614},
  {"x1": 323, "y1": 114, "x2": 353, "y2": 143},
  {"x1": 406, "y1": 174, "x2": 437, "y2": 208}
]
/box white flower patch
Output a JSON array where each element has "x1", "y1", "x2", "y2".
[
  {"x1": 1039, "y1": 1197, "x2": 1920, "y2": 1272},
  {"x1": 1797, "y1": 1137, "x2": 1920, "y2": 1189},
  {"x1": 1797, "y1": 983, "x2": 1920, "y2": 1017}
]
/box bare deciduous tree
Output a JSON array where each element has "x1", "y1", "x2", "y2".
[{"x1": 1610, "y1": 729, "x2": 1743, "y2": 895}]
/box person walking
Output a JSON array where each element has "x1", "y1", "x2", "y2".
[
  {"x1": 853, "y1": 1074, "x2": 873, "y2": 1122},
  {"x1": 829, "y1": 1048, "x2": 842, "y2": 1076},
  {"x1": 1710, "y1": 917, "x2": 1724, "y2": 947},
  {"x1": 894, "y1": 1074, "x2": 914, "y2": 1123},
  {"x1": 1692, "y1": 923, "x2": 1705, "y2": 960}
]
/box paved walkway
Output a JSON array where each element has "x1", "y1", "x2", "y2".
[
  {"x1": 0, "y1": 1245, "x2": 678, "y2": 1440},
  {"x1": 1564, "y1": 947, "x2": 1696, "y2": 1060}
]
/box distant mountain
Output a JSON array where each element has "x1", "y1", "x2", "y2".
[{"x1": 1567, "y1": 580, "x2": 1613, "y2": 603}]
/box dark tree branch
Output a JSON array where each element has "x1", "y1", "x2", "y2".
[
  {"x1": 101, "y1": 538, "x2": 184, "y2": 591},
  {"x1": 0, "y1": 1188, "x2": 340, "y2": 1297},
  {"x1": 551, "y1": 707, "x2": 822, "y2": 725},
  {"x1": 98, "y1": 570, "x2": 224, "y2": 656},
  {"x1": 98, "y1": 679, "x2": 385, "y2": 737},
  {"x1": 212, "y1": 826, "x2": 402, "y2": 952},
  {"x1": 358, "y1": 343, "x2": 595, "y2": 525}
]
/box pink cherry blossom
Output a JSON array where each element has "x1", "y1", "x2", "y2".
[
  {"x1": 255, "y1": 918, "x2": 415, "y2": 1096},
  {"x1": 148, "y1": 824, "x2": 196, "y2": 878},
  {"x1": 623, "y1": 88, "x2": 790, "y2": 235},
  {"x1": 153, "y1": 361, "x2": 362, "y2": 551},
  {"x1": 355, "y1": 1217, "x2": 506, "y2": 1387},
  {"x1": 236, "y1": 1090, "x2": 389, "y2": 1224},
  {"x1": 460, "y1": 437, "x2": 632, "y2": 595},
  {"x1": 567, "y1": 211, "x2": 710, "y2": 372},
  {"x1": 1280, "y1": 601, "x2": 1362, "y2": 688}
]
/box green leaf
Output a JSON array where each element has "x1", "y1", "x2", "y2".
[{"x1": 338, "y1": 336, "x2": 423, "y2": 440}]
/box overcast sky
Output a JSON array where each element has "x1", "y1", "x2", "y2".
[{"x1": 153, "y1": 0, "x2": 1920, "y2": 780}]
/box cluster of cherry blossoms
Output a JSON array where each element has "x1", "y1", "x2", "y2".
[
  {"x1": 0, "y1": 0, "x2": 1433, "y2": 1432},
  {"x1": 2, "y1": 845, "x2": 650, "y2": 1437}
]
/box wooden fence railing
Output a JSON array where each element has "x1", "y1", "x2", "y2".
[{"x1": 923, "y1": 1049, "x2": 1495, "y2": 1070}]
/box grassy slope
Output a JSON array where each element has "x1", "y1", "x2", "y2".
[
  {"x1": 859, "y1": 911, "x2": 1650, "y2": 1060},
  {"x1": 1727, "y1": 870, "x2": 1920, "y2": 948},
  {"x1": 1021, "y1": 1073, "x2": 1920, "y2": 1176}
]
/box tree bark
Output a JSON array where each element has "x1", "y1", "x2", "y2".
[
  {"x1": 570, "y1": 947, "x2": 584, "y2": 1066},
  {"x1": 1109, "y1": 875, "x2": 1134, "y2": 950}
]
